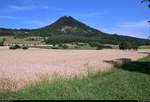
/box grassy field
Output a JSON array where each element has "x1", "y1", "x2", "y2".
[
  {"x1": 31, "y1": 43, "x2": 97, "y2": 50},
  {"x1": 0, "y1": 36, "x2": 46, "y2": 46},
  {"x1": 33, "y1": 44, "x2": 149, "y2": 50},
  {"x1": 0, "y1": 56, "x2": 150, "y2": 100},
  {"x1": 139, "y1": 45, "x2": 150, "y2": 49},
  {"x1": 104, "y1": 44, "x2": 119, "y2": 49}
]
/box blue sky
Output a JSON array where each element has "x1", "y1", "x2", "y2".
[{"x1": 0, "y1": 0, "x2": 149, "y2": 38}]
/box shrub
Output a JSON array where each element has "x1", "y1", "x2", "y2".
[
  {"x1": 119, "y1": 42, "x2": 139, "y2": 50},
  {"x1": 15, "y1": 44, "x2": 21, "y2": 49},
  {"x1": 9, "y1": 44, "x2": 21, "y2": 50},
  {"x1": 58, "y1": 43, "x2": 63, "y2": 47},
  {"x1": 119, "y1": 42, "x2": 128, "y2": 50},
  {"x1": 74, "y1": 46, "x2": 80, "y2": 49},
  {"x1": 2, "y1": 38, "x2": 6, "y2": 41},
  {"x1": 132, "y1": 46, "x2": 138, "y2": 51},
  {"x1": 103, "y1": 46, "x2": 113, "y2": 49},
  {"x1": 62, "y1": 44, "x2": 69, "y2": 49},
  {"x1": 0, "y1": 41, "x2": 4, "y2": 46},
  {"x1": 0, "y1": 38, "x2": 5, "y2": 46},
  {"x1": 9, "y1": 46, "x2": 18, "y2": 50},
  {"x1": 96, "y1": 46, "x2": 103, "y2": 50},
  {"x1": 89, "y1": 42, "x2": 97, "y2": 47},
  {"x1": 22, "y1": 46, "x2": 29, "y2": 50},
  {"x1": 131, "y1": 42, "x2": 139, "y2": 51},
  {"x1": 51, "y1": 46, "x2": 59, "y2": 49}
]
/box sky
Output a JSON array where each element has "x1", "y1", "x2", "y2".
[{"x1": 0, "y1": 0, "x2": 149, "y2": 39}]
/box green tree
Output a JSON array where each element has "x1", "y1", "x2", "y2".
[
  {"x1": 119, "y1": 42, "x2": 139, "y2": 50},
  {"x1": 0, "y1": 38, "x2": 5, "y2": 46},
  {"x1": 0, "y1": 41, "x2": 4, "y2": 46},
  {"x1": 130, "y1": 42, "x2": 139, "y2": 50},
  {"x1": 119, "y1": 42, "x2": 128, "y2": 50}
]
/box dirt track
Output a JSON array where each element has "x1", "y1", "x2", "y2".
[{"x1": 0, "y1": 47, "x2": 150, "y2": 90}]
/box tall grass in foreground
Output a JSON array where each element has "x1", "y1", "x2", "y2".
[
  {"x1": 0, "y1": 56, "x2": 150, "y2": 100},
  {"x1": 0, "y1": 77, "x2": 18, "y2": 92}
]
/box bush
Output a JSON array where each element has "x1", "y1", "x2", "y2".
[
  {"x1": 9, "y1": 46, "x2": 18, "y2": 50},
  {"x1": 103, "y1": 46, "x2": 113, "y2": 49},
  {"x1": 58, "y1": 43, "x2": 63, "y2": 47},
  {"x1": 89, "y1": 42, "x2": 97, "y2": 47},
  {"x1": 51, "y1": 46, "x2": 59, "y2": 49},
  {"x1": 88, "y1": 42, "x2": 112, "y2": 50},
  {"x1": 62, "y1": 44, "x2": 69, "y2": 49},
  {"x1": 22, "y1": 46, "x2": 29, "y2": 50},
  {"x1": 133, "y1": 44, "x2": 138, "y2": 50},
  {"x1": 0, "y1": 42, "x2": 4, "y2": 46},
  {"x1": 74, "y1": 46, "x2": 80, "y2": 49},
  {"x1": 15, "y1": 44, "x2": 21, "y2": 49},
  {"x1": 9, "y1": 44, "x2": 21, "y2": 50},
  {"x1": 119, "y1": 42, "x2": 139, "y2": 50},
  {"x1": 96, "y1": 46, "x2": 103, "y2": 50},
  {"x1": 119, "y1": 42, "x2": 128, "y2": 50}
]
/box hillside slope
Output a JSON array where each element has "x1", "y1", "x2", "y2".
[{"x1": 0, "y1": 16, "x2": 150, "y2": 45}]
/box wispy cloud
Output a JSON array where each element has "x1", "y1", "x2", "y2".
[
  {"x1": 2, "y1": 5, "x2": 49, "y2": 12},
  {"x1": 86, "y1": 12, "x2": 107, "y2": 18},
  {"x1": 117, "y1": 20, "x2": 149, "y2": 28},
  {"x1": 27, "y1": 20, "x2": 53, "y2": 27},
  {"x1": 50, "y1": 7, "x2": 64, "y2": 12},
  {"x1": 0, "y1": 16, "x2": 17, "y2": 19},
  {"x1": 101, "y1": 20, "x2": 150, "y2": 38}
]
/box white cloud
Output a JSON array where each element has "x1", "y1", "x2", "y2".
[
  {"x1": 4, "y1": 5, "x2": 49, "y2": 11},
  {"x1": 0, "y1": 16, "x2": 17, "y2": 19},
  {"x1": 28, "y1": 20, "x2": 53, "y2": 27},
  {"x1": 101, "y1": 20, "x2": 150, "y2": 38},
  {"x1": 50, "y1": 7, "x2": 64, "y2": 11},
  {"x1": 86, "y1": 12, "x2": 107, "y2": 18},
  {"x1": 118, "y1": 20, "x2": 149, "y2": 28}
]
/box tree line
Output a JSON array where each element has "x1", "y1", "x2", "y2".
[{"x1": 119, "y1": 42, "x2": 139, "y2": 50}]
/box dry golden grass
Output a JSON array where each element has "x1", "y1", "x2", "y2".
[
  {"x1": 0, "y1": 47, "x2": 150, "y2": 90},
  {"x1": 0, "y1": 77, "x2": 18, "y2": 91}
]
